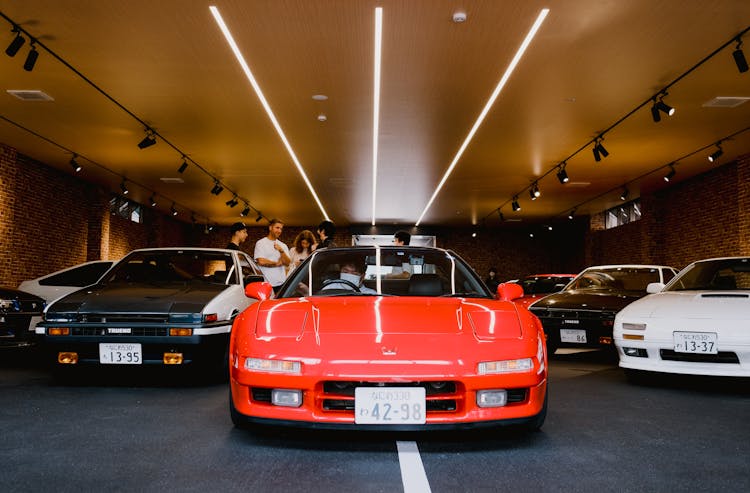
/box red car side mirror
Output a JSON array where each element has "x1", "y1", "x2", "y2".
[
  {"x1": 497, "y1": 282, "x2": 524, "y2": 302},
  {"x1": 245, "y1": 281, "x2": 274, "y2": 300}
]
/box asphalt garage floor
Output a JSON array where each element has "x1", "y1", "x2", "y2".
[{"x1": 1, "y1": 348, "x2": 748, "y2": 493}]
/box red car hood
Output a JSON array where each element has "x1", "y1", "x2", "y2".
[{"x1": 250, "y1": 297, "x2": 524, "y2": 339}]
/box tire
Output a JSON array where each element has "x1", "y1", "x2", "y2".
[{"x1": 229, "y1": 388, "x2": 251, "y2": 429}]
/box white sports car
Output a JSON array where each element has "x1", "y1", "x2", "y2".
[{"x1": 614, "y1": 256, "x2": 750, "y2": 378}]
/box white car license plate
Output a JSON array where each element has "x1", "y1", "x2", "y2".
[
  {"x1": 560, "y1": 328, "x2": 587, "y2": 343},
  {"x1": 99, "y1": 343, "x2": 142, "y2": 364},
  {"x1": 354, "y1": 387, "x2": 426, "y2": 424},
  {"x1": 673, "y1": 332, "x2": 717, "y2": 354}
]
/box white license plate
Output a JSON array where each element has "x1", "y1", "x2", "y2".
[
  {"x1": 560, "y1": 328, "x2": 587, "y2": 343},
  {"x1": 354, "y1": 387, "x2": 426, "y2": 424},
  {"x1": 673, "y1": 332, "x2": 717, "y2": 354},
  {"x1": 99, "y1": 343, "x2": 142, "y2": 364}
]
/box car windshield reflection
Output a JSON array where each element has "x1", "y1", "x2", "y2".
[{"x1": 104, "y1": 250, "x2": 237, "y2": 285}]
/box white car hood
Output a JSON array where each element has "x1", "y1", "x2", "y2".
[{"x1": 621, "y1": 291, "x2": 750, "y2": 319}]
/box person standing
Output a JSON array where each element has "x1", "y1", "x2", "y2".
[
  {"x1": 387, "y1": 230, "x2": 412, "y2": 278},
  {"x1": 226, "y1": 222, "x2": 248, "y2": 250},
  {"x1": 254, "y1": 219, "x2": 291, "y2": 292},
  {"x1": 314, "y1": 220, "x2": 336, "y2": 250},
  {"x1": 393, "y1": 230, "x2": 411, "y2": 246},
  {"x1": 288, "y1": 229, "x2": 317, "y2": 272},
  {"x1": 485, "y1": 267, "x2": 501, "y2": 292}
]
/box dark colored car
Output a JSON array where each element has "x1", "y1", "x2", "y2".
[
  {"x1": 1, "y1": 288, "x2": 45, "y2": 349},
  {"x1": 514, "y1": 274, "x2": 576, "y2": 309},
  {"x1": 36, "y1": 248, "x2": 265, "y2": 375},
  {"x1": 528, "y1": 264, "x2": 677, "y2": 354}
]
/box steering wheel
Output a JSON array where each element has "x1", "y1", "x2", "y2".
[{"x1": 321, "y1": 278, "x2": 362, "y2": 292}]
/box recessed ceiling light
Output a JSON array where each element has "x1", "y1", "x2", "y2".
[
  {"x1": 6, "y1": 89, "x2": 54, "y2": 101},
  {"x1": 312, "y1": 94, "x2": 328, "y2": 101},
  {"x1": 317, "y1": 114, "x2": 327, "y2": 122}
]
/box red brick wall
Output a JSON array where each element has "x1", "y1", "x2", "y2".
[{"x1": 2, "y1": 142, "x2": 748, "y2": 287}]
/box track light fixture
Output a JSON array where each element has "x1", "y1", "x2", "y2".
[
  {"x1": 23, "y1": 42, "x2": 38, "y2": 71},
  {"x1": 120, "y1": 180, "x2": 129, "y2": 195},
  {"x1": 556, "y1": 163, "x2": 569, "y2": 184},
  {"x1": 178, "y1": 158, "x2": 188, "y2": 173},
  {"x1": 529, "y1": 182, "x2": 540, "y2": 200},
  {"x1": 171, "y1": 203, "x2": 178, "y2": 216},
  {"x1": 210, "y1": 181, "x2": 223, "y2": 195},
  {"x1": 592, "y1": 137, "x2": 609, "y2": 162},
  {"x1": 568, "y1": 208, "x2": 576, "y2": 220},
  {"x1": 137, "y1": 129, "x2": 157, "y2": 149},
  {"x1": 651, "y1": 93, "x2": 675, "y2": 123},
  {"x1": 708, "y1": 144, "x2": 723, "y2": 163},
  {"x1": 149, "y1": 194, "x2": 157, "y2": 207},
  {"x1": 498, "y1": 210, "x2": 504, "y2": 222},
  {"x1": 69, "y1": 155, "x2": 81, "y2": 173},
  {"x1": 255, "y1": 213, "x2": 264, "y2": 222},
  {"x1": 733, "y1": 37, "x2": 748, "y2": 73},
  {"x1": 240, "y1": 205, "x2": 250, "y2": 217},
  {"x1": 5, "y1": 28, "x2": 25, "y2": 57},
  {"x1": 511, "y1": 197, "x2": 521, "y2": 212},
  {"x1": 620, "y1": 187, "x2": 629, "y2": 201},
  {"x1": 225, "y1": 195, "x2": 239, "y2": 208},
  {"x1": 663, "y1": 164, "x2": 676, "y2": 182}
]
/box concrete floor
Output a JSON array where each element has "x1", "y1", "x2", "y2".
[{"x1": 1, "y1": 348, "x2": 748, "y2": 493}]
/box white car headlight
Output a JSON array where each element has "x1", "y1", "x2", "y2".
[
  {"x1": 245, "y1": 358, "x2": 301, "y2": 374},
  {"x1": 478, "y1": 358, "x2": 533, "y2": 374}
]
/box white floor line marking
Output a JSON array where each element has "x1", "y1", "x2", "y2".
[{"x1": 397, "y1": 440, "x2": 432, "y2": 493}]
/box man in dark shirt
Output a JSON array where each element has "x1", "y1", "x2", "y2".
[
  {"x1": 226, "y1": 222, "x2": 248, "y2": 250},
  {"x1": 315, "y1": 220, "x2": 336, "y2": 250}
]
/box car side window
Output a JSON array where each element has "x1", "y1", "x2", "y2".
[{"x1": 39, "y1": 262, "x2": 112, "y2": 287}]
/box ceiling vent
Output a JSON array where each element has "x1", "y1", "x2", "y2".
[
  {"x1": 6, "y1": 90, "x2": 54, "y2": 101},
  {"x1": 160, "y1": 177, "x2": 184, "y2": 184},
  {"x1": 702, "y1": 97, "x2": 750, "y2": 108}
]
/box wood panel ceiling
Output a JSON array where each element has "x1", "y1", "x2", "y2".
[{"x1": 1, "y1": 1, "x2": 749, "y2": 228}]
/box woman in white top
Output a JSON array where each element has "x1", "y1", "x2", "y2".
[{"x1": 288, "y1": 229, "x2": 317, "y2": 273}]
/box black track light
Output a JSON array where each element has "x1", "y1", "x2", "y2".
[
  {"x1": 529, "y1": 182, "x2": 540, "y2": 200},
  {"x1": 620, "y1": 187, "x2": 629, "y2": 201},
  {"x1": 120, "y1": 180, "x2": 129, "y2": 195},
  {"x1": 5, "y1": 29, "x2": 25, "y2": 57},
  {"x1": 210, "y1": 181, "x2": 223, "y2": 195},
  {"x1": 664, "y1": 164, "x2": 676, "y2": 182},
  {"x1": 255, "y1": 213, "x2": 264, "y2": 222},
  {"x1": 651, "y1": 94, "x2": 675, "y2": 123},
  {"x1": 568, "y1": 208, "x2": 576, "y2": 220},
  {"x1": 511, "y1": 197, "x2": 521, "y2": 212},
  {"x1": 240, "y1": 205, "x2": 250, "y2": 217},
  {"x1": 23, "y1": 42, "x2": 38, "y2": 71},
  {"x1": 733, "y1": 37, "x2": 748, "y2": 73},
  {"x1": 149, "y1": 194, "x2": 157, "y2": 207},
  {"x1": 69, "y1": 155, "x2": 81, "y2": 173},
  {"x1": 556, "y1": 163, "x2": 569, "y2": 184},
  {"x1": 225, "y1": 196, "x2": 239, "y2": 208},
  {"x1": 708, "y1": 144, "x2": 723, "y2": 163},
  {"x1": 498, "y1": 210, "x2": 504, "y2": 222},
  {"x1": 178, "y1": 159, "x2": 188, "y2": 173},
  {"x1": 171, "y1": 203, "x2": 178, "y2": 216},
  {"x1": 593, "y1": 138, "x2": 609, "y2": 162},
  {"x1": 137, "y1": 130, "x2": 157, "y2": 149}
]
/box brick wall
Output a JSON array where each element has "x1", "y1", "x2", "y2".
[{"x1": 2, "y1": 142, "x2": 748, "y2": 287}]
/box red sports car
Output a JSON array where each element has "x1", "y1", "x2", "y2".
[{"x1": 229, "y1": 246, "x2": 548, "y2": 431}]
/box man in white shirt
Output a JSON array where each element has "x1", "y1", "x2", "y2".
[{"x1": 254, "y1": 219, "x2": 291, "y2": 292}]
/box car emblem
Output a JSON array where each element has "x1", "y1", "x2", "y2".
[{"x1": 381, "y1": 346, "x2": 398, "y2": 356}]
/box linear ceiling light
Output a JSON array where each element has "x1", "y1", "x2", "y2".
[
  {"x1": 371, "y1": 7, "x2": 383, "y2": 226},
  {"x1": 210, "y1": 6, "x2": 329, "y2": 221},
  {"x1": 415, "y1": 8, "x2": 549, "y2": 226},
  {"x1": 733, "y1": 37, "x2": 748, "y2": 73}
]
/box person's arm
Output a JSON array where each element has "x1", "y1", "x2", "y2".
[
  {"x1": 254, "y1": 240, "x2": 279, "y2": 267},
  {"x1": 276, "y1": 243, "x2": 291, "y2": 267}
]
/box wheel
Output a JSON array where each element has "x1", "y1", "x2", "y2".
[
  {"x1": 229, "y1": 388, "x2": 251, "y2": 429},
  {"x1": 321, "y1": 278, "x2": 361, "y2": 292}
]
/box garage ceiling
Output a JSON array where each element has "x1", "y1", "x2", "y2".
[{"x1": 1, "y1": 1, "x2": 749, "y2": 228}]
